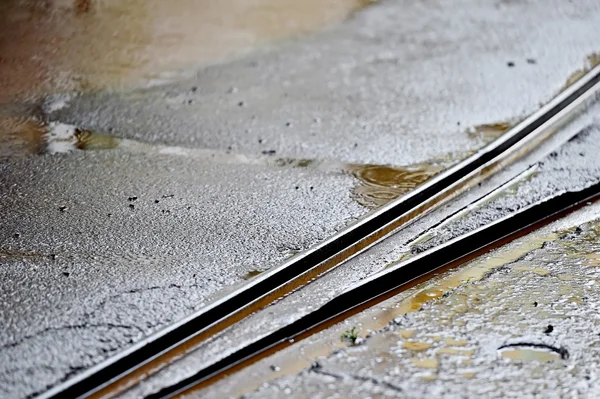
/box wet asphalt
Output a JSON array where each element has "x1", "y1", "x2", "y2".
[{"x1": 1, "y1": 0, "x2": 600, "y2": 398}]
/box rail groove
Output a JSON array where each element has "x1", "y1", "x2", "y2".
[
  {"x1": 41, "y1": 65, "x2": 600, "y2": 399},
  {"x1": 152, "y1": 172, "x2": 600, "y2": 399}
]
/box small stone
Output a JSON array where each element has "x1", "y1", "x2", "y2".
[
  {"x1": 13, "y1": 233, "x2": 20, "y2": 238},
  {"x1": 59, "y1": 206, "x2": 68, "y2": 212},
  {"x1": 128, "y1": 196, "x2": 137, "y2": 202},
  {"x1": 63, "y1": 272, "x2": 70, "y2": 277},
  {"x1": 238, "y1": 101, "x2": 245, "y2": 107},
  {"x1": 507, "y1": 61, "x2": 515, "y2": 67},
  {"x1": 190, "y1": 86, "x2": 197, "y2": 92},
  {"x1": 154, "y1": 200, "x2": 160, "y2": 204},
  {"x1": 270, "y1": 365, "x2": 280, "y2": 372},
  {"x1": 544, "y1": 325, "x2": 554, "y2": 334},
  {"x1": 262, "y1": 150, "x2": 276, "y2": 155},
  {"x1": 129, "y1": 204, "x2": 135, "y2": 210},
  {"x1": 526, "y1": 58, "x2": 537, "y2": 64}
]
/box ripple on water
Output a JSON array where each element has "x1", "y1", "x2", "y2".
[{"x1": 350, "y1": 163, "x2": 444, "y2": 209}]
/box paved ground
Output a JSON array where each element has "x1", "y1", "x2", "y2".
[
  {"x1": 1, "y1": 0, "x2": 600, "y2": 398},
  {"x1": 183, "y1": 100, "x2": 600, "y2": 399},
  {"x1": 233, "y1": 203, "x2": 600, "y2": 399}
]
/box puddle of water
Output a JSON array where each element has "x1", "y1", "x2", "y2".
[
  {"x1": 0, "y1": 0, "x2": 374, "y2": 102},
  {"x1": 43, "y1": 122, "x2": 119, "y2": 154},
  {"x1": 350, "y1": 163, "x2": 444, "y2": 209},
  {"x1": 242, "y1": 269, "x2": 263, "y2": 280},
  {"x1": 0, "y1": 114, "x2": 119, "y2": 157},
  {"x1": 499, "y1": 347, "x2": 560, "y2": 362}
]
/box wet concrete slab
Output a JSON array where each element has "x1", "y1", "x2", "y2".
[
  {"x1": 125, "y1": 101, "x2": 600, "y2": 398},
  {"x1": 1, "y1": 0, "x2": 600, "y2": 398},
  {"x1": 46, "y1": 0, "x2": 600, "y2": 166},
  {"x1": 0, "y1": 145, "x2": 365, "y2": 398},
  {"x1": 0, "y1": 0, "x2": 372, "y2": 103},
  {"x1": 231, "y1": 202, "x2": 600, "y2": 399}
]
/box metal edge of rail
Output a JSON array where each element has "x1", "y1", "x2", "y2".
[
  {"x1": 41, "y1": 65, "x2": 600, "y2": 399},
  {"x1": 151, "y1": 179, "x2": 600, "y2": 399}
]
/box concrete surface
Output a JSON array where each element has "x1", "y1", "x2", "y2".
[
  {"x1": 134, "y1": 101, "x2": 600, "y2": 398},
  {"x1": 1, "y1": 0, "x2": 600, "y2": 398},
  {"x1": 228, "y1": 202, "x2": 600, "y2": 399},
  {"x1": 50, "y1": 0, "x2": 600, "y2": 166}
]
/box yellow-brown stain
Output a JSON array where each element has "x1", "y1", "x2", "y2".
[
  {"x1": 437, "y1": 347, "x2": 474, "y2": 357},
  {"x1": 444, "y1": 337, "x2": 468, "y2": 347},
  {"x1": 398, "y1": 329, "x2": 415, "y2": 339},
  {"x1": 350, "y1": 163, "x2": 444, "y2": 209},
  {"x1": 0, "y1": 114, "x2": 46, "y2": 158},
  {"x1": 402, "y1": 341, "x2": 432, "y2": 351},
  {"x1": 412, "y1": 358, "x2": 438, "y2": 369},
  {"x1": 242, "y1": 269, "x2": 263, "y2": 280},
  {"x1": 0, "y1": 0, "x2": 375, "y2": 103},
  {"x1": 564, "y1": 53, "x2": 600, "y2": 90},
  {"x1": 513, "y1": 265, "x2": 551, "y2": 276}
]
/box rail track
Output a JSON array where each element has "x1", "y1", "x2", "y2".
[{"x1": 42, "y1": 65, "x2": 600, "y2": 399}]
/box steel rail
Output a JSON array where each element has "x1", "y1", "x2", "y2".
[
  {"x1": 41, "y1": 65, "x2": 600, "y2": 399},
  {"x1": 152, "y1": 178, "x2": 600, "y2": 399}
]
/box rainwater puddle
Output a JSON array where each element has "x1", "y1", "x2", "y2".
[
  {"x1": 0, "y1": 113, "x2": 119, "y2": 157},
  {"x1": 0, "y1": 0, "x2": 375, "y2": 102},
  {"x1": 350, "y1": 163, "x2": 444, "y2": 209},
  {"x1": 498, "y1": 347, "x2": 561, "y2": 362}
]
